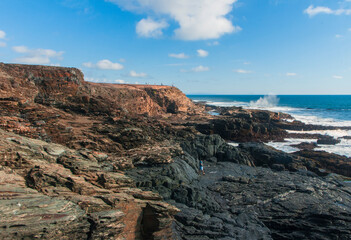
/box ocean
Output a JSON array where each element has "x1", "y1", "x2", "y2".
[{"x1": 188, "y1": 95, "x2": 351, "y2": 157}]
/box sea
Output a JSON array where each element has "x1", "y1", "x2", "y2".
[{"x1": 188, "y1": 95, "x2": 351, "y2": 157}]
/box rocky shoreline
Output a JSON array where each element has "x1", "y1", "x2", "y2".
[{"x1": 0, "y1": 63, "x2": 350, "y2": 239}]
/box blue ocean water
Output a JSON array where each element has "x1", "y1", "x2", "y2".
[
  {"x1": 188, "y1": 95, "x2": 351, "y2": 125},
  {"x1": 187, "y1": 95, "x2": 351, "y2": 157}
]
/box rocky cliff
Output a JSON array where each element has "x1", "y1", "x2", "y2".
[
  {"x1": 0, "y1": 63, "x2": 200, "y2": 117},
  {"x1": 0, "y1": 63, "x2": 351, "y2": 240}
]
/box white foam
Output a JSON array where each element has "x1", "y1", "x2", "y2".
[
  {"x1": 267, "y1": 138, "x2": 317, "y2": 153},
  {"x1": 291, "y1": 114, "x2": 351, "y2": 127},
  {"x1": 249, "y1": 95, "x2": 279, "y2": 108},
  {"x1": 228, "y1": 142, "x2": 239, "y2": 147},
  {"x1": 287, "y1": 129, "x2": 351, "y2": 139},
  {"x1": 205, "y1": 101, "x2": 249, "y2": 108},
  {"x1": 266, "y1": 142, "x2": 299, "y2": 153},
  {"x1": 316, "y1": 141, "x2": 351, "y2": 157},
  {"x1": 194, "y1": 97, "x2": 351, "y2": 157},
  {"x1": 268, "y1": 136, "x2": 351, "y2": 157}
]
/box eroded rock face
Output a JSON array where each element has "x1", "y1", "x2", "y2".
[
  {"x1": 0, "y1": 169, "x2": 91, "y2": 240},
  {"x1": 0, "y1": 63, "x2": 201, "y2": 117},
  {"x1": 0, "y1": 129, "x2": 178, "y2": 240}
]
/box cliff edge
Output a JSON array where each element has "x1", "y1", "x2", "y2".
[{"x1": 0, "y1": 63, "x2": 201, "y2": 116}]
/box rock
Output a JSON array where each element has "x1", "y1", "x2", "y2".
[
  {"x1": 44, "y1": 145, "x2": 66, "y2": 156},
  {"x1": 1, "y1": 62, "x2": 351, "y2": 239},
  {"x1": 0, "y1": 129, "x2": 178, "y2": 240},
  {"x1": 0, "y1": 170, "x2": 91, "y2": 240},
  {"x1": 290, "y1": 141, "x2": 318, "y2": 150},
  {"x1": 317, "y1": 136, "x2": 341, "y2": 145},
  {"x1": 294, "y1": 150, "x2": 351, "y2": 177},
  {"x1": 129, "y1": 156, "x2": 351, "y2": 239},
  {"x1": 127, "y1": 136, "x2": 351, "y2": 239},
  {"x1": 271, "y1": 164, "x2": 285, "y2": 171}
]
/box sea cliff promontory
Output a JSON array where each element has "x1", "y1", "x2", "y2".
[{"x1": 0, "y1": 63, "x2": 351, "y2": 240}]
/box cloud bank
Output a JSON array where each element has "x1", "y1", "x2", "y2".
[
  {"x1": 181, "y1": 65, "x2": 209, "y2": 72},
  {"x1": 197, "y1": 49, "x2": 209, "y2": 57},
  {"x1": 169, "y1": 53, "x2": 189, "y2": 59},
  {"x1": 83, "y1": 59, "x2": 124, "y2": 70},
  {"x1": 12, "y1": 46, "x2": 64, "y2": 64},
  {"x1": 304, "y1": 5, "x2": 351, "y2": 17},
  {"x1": 234, "y1": 69, "x2": 252, "y2": 74},
  {"x1": 136, "y1": 17, "x2": 168, "y2": 38},
  {"x1": 0, "y1": 30, "x2": 5, "y2": 39},
  {"x1": 106, "y1": 0, "x2": 240, "y2": 40},
  {"x1": 129, "y1": 70, "x2": 147, "y2": 77}
]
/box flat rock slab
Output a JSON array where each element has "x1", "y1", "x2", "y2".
[{"x1": 0, "y1": 183, "x2": 90, "y2": 239}]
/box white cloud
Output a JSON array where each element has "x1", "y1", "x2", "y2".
[
  {"x1": 129, "y1": 70, "x2": 147, "y2": 77},
  {"x1": 180, "y1": 65, "x2": 209, "y2": 72},
  {"x1": 333, "y1": 75, "x2": 343, "y2": 79},
  {"x1": 207, "y1": 41, "x2": 220, "y2": 46},
  {"x1": 83, "y1": 59, "x2": 124, "y2": 70},
  {"x1": 96, "y1": 60, "x2": 123, "y2": 70},
  {"x1": 85, "y1": 77, "x2": 106, "y2": 83},
  {"x1": 50, "y1": 63, "x2": 61, "y2": 66},
  {"x1": 335, "y1": 34, "x2": 343, "y2": 38},
  {"x1": 106, "y1": 0, "x2": 240, "y2": 40},
  {"x1": 136, "y1": 17, "x2": 169, "y2": 38},
  {"x1": 197, "y1": 49, "x2": 209, "y2": 57},
  {"x1": 234, "y1": 69, "x2": 252, "y2": 74},
  {"x1": 82, "y1": 62, "x2": 94, "y2": 68},
  {"x1": 304, "y1": 5, "x2": 351, "y2": 17},
  {"x1": 13, "y1": 46, "x2": 29, "y2": 53},
  {"x1": 166, "y1": 63, "x2": 185, "y2": 66},
  {"x1": 86, "y1": 77, "x2": 126, "y2": 83},
  {"x1": 12, "y1": 46, "x2": 64, "y2": 64},
  {"x1": 286, "y1": 72, "x2": 297, "y2": 76},
  {"x1": 243, "y1": 62, "x2": 251, "y2": 65},
  {"x1": 115, "y1": 79, "x2": 127, "y2": 83},
  {"x1": 0, "y1": 30, "x2": 5, "y2": 39},
  {"x1": 0, "y1": 42, "x2": 6, "y2": 47},
  {"x1": 191, "y1": 65, "x2": 209, "y2": 72},
  {"x1": 169, "y1": 53, "x2": 189, "y2": 59}
]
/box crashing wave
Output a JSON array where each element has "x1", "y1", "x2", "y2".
[{"x1": 249, "y1": 95, "x2": 279, "y2": 108}]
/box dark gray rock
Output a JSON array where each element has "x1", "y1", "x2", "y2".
[
  {"x1": 127, "y1": 134, "x2": 351, "y2": 240},
  {"x1": 317, "y1": 137, "x2": 341, "y2": 145}
]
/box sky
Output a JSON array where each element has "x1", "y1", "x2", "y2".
[{"x1": 0, "y1": 0, "x2": 350, "y2": 95}]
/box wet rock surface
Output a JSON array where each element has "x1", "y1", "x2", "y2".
[
  {"x1": 290, "y1": 141, "x2": 318, "y2": 150},
  {"x1": 127, "y1": 135, "x2": 351, "y2": 240}
]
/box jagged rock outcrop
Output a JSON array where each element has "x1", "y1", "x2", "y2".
[
  {"x1": 0, "y1": 129, "x2": 178, "y2": 239},
  {"x1": 127, "y1": 135, "x2": 351, "y2": 240},
  {"x1": 193, "y1": 106, "x2": 288, "y2": 143},
  {"x1": 294, "y1": 150, "x2": 351, "y2": 177}
]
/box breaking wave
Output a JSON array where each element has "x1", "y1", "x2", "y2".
[{"x1": 249, "y1": 95, "x2": 279, "y2": 108}]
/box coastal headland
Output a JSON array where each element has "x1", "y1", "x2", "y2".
[{"x1": 0, "y1": 63, "x2": 351, "y2": 239}]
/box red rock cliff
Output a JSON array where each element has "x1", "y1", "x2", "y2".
[{"x1": 0, "y1": 63, "x2": 200, "y2": 116}]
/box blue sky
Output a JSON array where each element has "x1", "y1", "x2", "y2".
[{"x1": 0, "y1": 0, "x2": 350, "y2": 94}]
